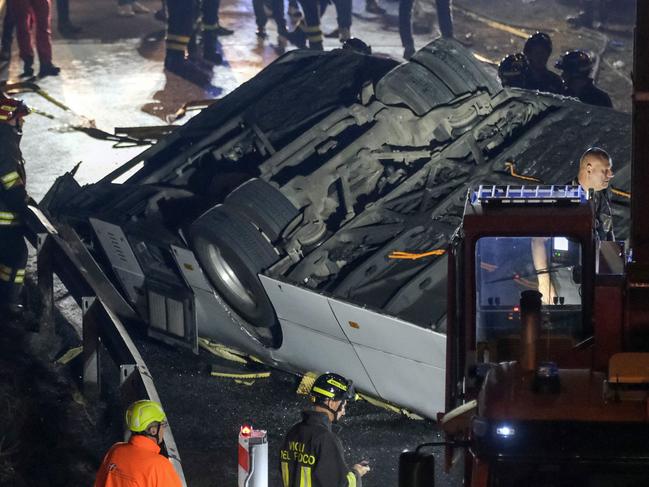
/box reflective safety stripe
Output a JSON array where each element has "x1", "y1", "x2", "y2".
[
  {"x1": 1, "y1": 170, "x2": 22, "y2": 189},
  {"x1": 0, "y1": 266, "x2": 24, "y2": 283},
  {"x1": 307, "y1": 34, "x2": 323, "y2": 43},
  {"x1": 326, "y1": 378, "x2": 348, "y2": 391},
  {"x1": 202, "y1": 22, "x2": 219, "y2": 31},
  {"x1": 302, "y1": 25, "x2": 321, "y2": 33},
  {"x1": 14, "y1": 269, "x2": 25, "y2": 284},
  {"x1": 281, "y1": 461, "x2": 289, "y2": 487},
  {"x1": 0, "y1": 211, "x2": 19, "y2": 225},
  {"x1": 166, "y1": 34, "x2": 191, "y2": 43},
  {"x1": 166, "y1": 41, "x2": 187, "y2": 51},
  {"x1": 346, "y1": 472, "x2": 357, "y2": 487},
  {"x1": 0, "y1": 267, "x2": 11, "y2": 282},
  {"x1": 312, "y1": 386, "x2": 335, "y2": 398},
  {"x1": 299, "y1": 466, "x2": 312, "y2": 487}
]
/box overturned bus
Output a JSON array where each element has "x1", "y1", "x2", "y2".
[{"x1": 41, "y1": 39, "x2": 631, "y2": 419}]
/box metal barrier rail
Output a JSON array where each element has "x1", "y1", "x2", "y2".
[{"x1": 25, "y1": 205, "x2": 188, "y2": 486}]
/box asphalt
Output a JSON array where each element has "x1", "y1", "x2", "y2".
[{"x1": 0, "y1": 0, "x2": 634, "y2": 485}]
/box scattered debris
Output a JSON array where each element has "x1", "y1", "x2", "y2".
[
  {"x1": 198, "y1": 337, "x2": 250, "y2": 365},
  {"x1": 55, "y1": 346, "x2": 83, "y2": 365}
]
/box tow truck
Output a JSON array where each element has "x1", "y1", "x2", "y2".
[{"x1": 400, "y1": 2, "x2": 649, "y2": 485}]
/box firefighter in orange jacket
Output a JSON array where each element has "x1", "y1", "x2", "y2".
[
  {"x1": 0, "y1": 92, "x2": 30, "y2": 318},
  {"x1": 94, "y1": 400, "x2": 182, "y2": 487}
]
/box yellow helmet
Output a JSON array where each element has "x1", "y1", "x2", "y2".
[{"x1": 125, "y1": 400, "x2": 166, "y2": 433}]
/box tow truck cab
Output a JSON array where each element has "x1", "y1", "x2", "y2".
[{"x1": 400, "y1": 185, "x2": 649, "y2": 486}]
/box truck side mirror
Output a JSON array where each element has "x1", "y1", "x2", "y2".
[{"x1": 399, "y1": 449, "x2": 435, "y2": 487}]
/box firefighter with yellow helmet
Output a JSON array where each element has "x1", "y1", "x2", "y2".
[
  {"x1": 280, "y1": 372, "x2": 370, "y2": 487},
  {"x1": 94, "y1": 400, "x2": 182, "y2": 487},
  {"x1": 0, "y1": 92, "x2": 30, "y2": 319}
]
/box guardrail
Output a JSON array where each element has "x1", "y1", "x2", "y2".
[{"x1": 25, "y1": 205, "x2": 187, "y2": 486}]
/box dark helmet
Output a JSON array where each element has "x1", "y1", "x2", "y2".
[
  {"x1": 310, "y1": 372, "x2": 355, "y2": 405},
  {"x1": 524, "y1": 32, "x2": 552, "y2": 55},
  {"x1": 555, "y1": 50, "x2": 593, "y2": 77},
  {"x1": 498, "y1": 53, "x2": 530, "y2": 88},
  {"x1": 342, "y1": 37, "x2": 372, "y2": 55}
]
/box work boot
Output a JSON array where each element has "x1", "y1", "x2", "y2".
[
  {"x1": 284, "y1": 25, "x2": 307, "y2": 48},
  {"x1": 20, "y1": 56, "x2": 34, "y2": 77},
  {"x1": 165, "y1": 51, "x2": 212, "y2": 86},
  {"x1": 324, "y1": 28, "x2": 339, "y2": 38},
  {"x1": 202, "y1": 32, "x2": 223, "y2": 65},
  {"x1": 339, "y1": 27, "x2": 351, "y2": 42},
  {"x1": 58, "y1": 21, "x2": 82, "y2": 37},
  {"x1": 38, "y1": 62, "x2": 61, "y2": 78},
  {"x1": 213, "y1": 23, "x2": 234, "y2": 36},
  {"x1": 256, "y1": 26, "x2": 268, "y2": 39},
  {"x1": 365, "y1": 0, "x2": 386, "y2": 15}
]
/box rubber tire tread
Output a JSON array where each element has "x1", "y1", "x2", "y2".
[
  {"x1": 190, "y1": 205, "x2": 279, "y2": 327},
  {"x1": 375, "y1": 62, "x2": 456, "y2": 115},
  {"x1": 225, "y1": 178, "x2": 299, "y2": 242},
  {"x1": 412, "y1": 38, "x2": 500, "y2": 96}
]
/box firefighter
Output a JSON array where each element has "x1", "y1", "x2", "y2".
[
  {"x1": 532, "y1": 147, "x2": 615, "y2": 304},
  {"x1": 94, "y1": 400, "x2": 182, "y2": 487},
  {"x1": 9, "y1": 0, "x2": 61, "y2": 78},
  {"x1": 280, "y1": 372, "x2": 370, "y2": 487},
  {"x1": 497, "y1": 53, "x2": 530, "y2": 89},
  {"x1": 555, "y1": 50, "x2": 612, "y2": 108},
  {"x1": 165, "y1": 0, "x2": 212, "y2": 86},
  {"x1": 284, "y1": 0, "x2": 323, "y2": 50},
  {"x1": 0, "y1": 93, "x2": 29, "y2": 319},
  {"x1": 523, "y1": 32, "x2": 564, "y2": 95}
]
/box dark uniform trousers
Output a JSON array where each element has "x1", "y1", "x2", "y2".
[
  {"x1": 297, "y1": 0, "x2": 323, "y2": 48},
  {"x1": 280, "y1": 410, "x2": 361, "y2": 487},
  {"x1": 252, "y1": 0, "x2": 288, "y2": 35},
  {"x1": 399, "y1": 0, "x2": 453, "y2": 53},
  {"x1": 319, "y1": 0, "x2": 352, "y2": 31},
  {"x1": 0, "y1": 124, "x2": 28, "y2": 306},
  {"x1": 165, "y1": 0, "x2": 196, "y2": 57}
]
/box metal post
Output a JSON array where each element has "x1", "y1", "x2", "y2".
[
  {"x1": 627, "y1": 1, "x2": 649, "y2": 349},
  {"x1": 37, "y1": 233, "x2": 54, "y2": 333},
  {"x1": 239, "y1": 426, "x2": 268, "y2": 487},
  {"x1": 632, "y1": 1, "x2": 649, "y2": 263},
  {"x1": 82, "y1": 296, "x2": 101, "y2": 399}
]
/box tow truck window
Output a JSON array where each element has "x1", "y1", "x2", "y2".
[{"x1": 475, "y1": 236, "x2": 584, "y2": 364}]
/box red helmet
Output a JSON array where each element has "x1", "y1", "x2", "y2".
[{"x1": 0, "y1": 93, "x2": 30, "y2": 124}]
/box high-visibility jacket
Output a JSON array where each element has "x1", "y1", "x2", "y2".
[
  {"x1": 0, "y1": 123, "x2": 27, "y2": 227},
  {"x1": 94, "y1": 435, "x2": 183, "y2": 487},
  {"x1": 280, "y1": 410, "x2": 362, "y2": 487}
]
